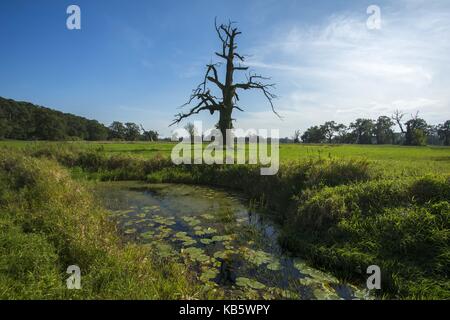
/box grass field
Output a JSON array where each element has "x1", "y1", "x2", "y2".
[
  {"x1": 2, "y1": 140, "x2": 450, "y2": 176},
  {"x1": 1, "y1": 140, "x2": 449, "y2": 299}
]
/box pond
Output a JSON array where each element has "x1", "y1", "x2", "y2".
[{"x1": 96, "y1": 181, "x2": 368, "y2": 300}]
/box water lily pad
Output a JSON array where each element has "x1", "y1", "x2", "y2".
[
  {"x1": 236, "y1": 277, "x2": 266, "y2": 290},
  {"x1": 142, "y1": 205, "x2": 160, "y2": 211},
  {"x1": 134, "y1": 219, "x2": 148, "y2": 224},
  {"x1": 155, "y1": 225, "x2": 172, "y2": 239},
  {"x1": 203, "y1": 227, "x2": 217, "y2": 235},
  {"x1": 211, "y1": 235, "x2": 233, "y2": 242},
  {"x1": 123, "y1": 221, "x2": 134, "y2": 227},
  {"x1": 182, "y1": 216, "x2": 201, "y2": 227},
  {"x1": 124, "y1": 228, "x2": 137, "y2": 234},
  {"x1": 293, "y1": 259, "x2": 338, "y2": 283},
  {"x1": 241, "y1": 248, "x2": 273, "y2": 266},
  {"x1": 313, "y1": 284, "x2": 341, "y2": 300},
  {"x1": 267, "y1": 260, "x2": 281, "y2": 271},
  {"x1": 199, "y1": 269, "x2": 219, "y2": 282},
  {"x1": 200, "y1": 238, "x2": 214, "y2": 245},
  {"x1": 213, "y1": 249, "x2": 234, "y2": 260},
  {"x1": 182, "y1": 239, "x2": 197, "y2": 246},
  {"x1": 152, "y1": 215, "x2": 176, "y2": 226},
  {"x1": 182, "y1": 247, "x2": 210, "y2": 262},
  {"x1": 174, "y1": 231, "x2": 196, "y2": 246},
  {"x1": 298, "y1": 277, "x2": 317, "y2": 286},
  {"x1": 141, "y1": 231, "x2": 155, "y2": 239},
  {"x1": 175, "y1": 231, "x2": 188, "y2": 238},
  {"x1": 195, "y1": 227, "x2": 217, "y2": 236}
]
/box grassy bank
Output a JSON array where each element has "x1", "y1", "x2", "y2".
[
  {"x1": 1, "y1": 142, "x2": 449, "y2": 299},
  {"x1": 0, "y1": 151, "x2": 215, "y2": 299}
]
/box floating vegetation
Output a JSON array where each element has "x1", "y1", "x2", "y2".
[
  {"x1": 293, "y1": 259, "x2": 339, "y2": 283},
  {"x1": 211, "y1": 235, "x2": 234, "y2": 242},
  {"x1": 241, "y1": 248, "x2": 273, "y2": 266},
  {"x1": 194, "y1": 227, "x2": 217, "y2": 236},
  {"x1": 174, "y1": 231, "x2": 197, "y2": 246},
  {"x1": 200, "y1": 238, "x2": 214, "y2": 245},
  {"x1": 142, "y1": 205, "x2": 160, "y2": 210},
  {"x1": 124, "y1": 228, "x2": 137, "y2": 234},
  {"x1": 213, "y1": 249, "x2": 234, "y2": 260},
  {"x1": 200, "y1": 269, "x2": 219, "y2": 283},
  {"x1": 182, "y1": 216, "x2": 201, "y2": 227},
  {"x1": 204, "y1": 227, "x2": 217, "y2": 234},
  {"x1": 194, "y1": 229, "x2": 207, "y2": 236},
  {"x1": 267, "y1": 260, "x2": 282, "y2": 271},
  {"x1": 200, "y1": 213, "x2": 215, "y2": 220},
  {"x1": 236, "y1": 277, "x2": 266, "y2": 290},
  {"x1": 182, "y1": 247, "x2": 210, "y2": 263},
  {"x1": 152, "y1": 215, "x2": 176, "y2": 226},
  {"x1": 313, "y1": 283, "x2": 341, "y2": 300},
  {"x1": 155, "y1": 225, "x2": 172, "y2": 239},
  {"x1": 183, "y1": 240, "x2": 197, "y2": 246},
  {"x1": 101, "y1": 182, "x2": 366, "y2": 300},
  {"x1": 141, "y1": 230, "x2": 155, "y2": 239}
]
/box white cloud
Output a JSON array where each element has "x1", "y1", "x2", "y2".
[{"x1": 237, "y1": 2, "x2": 450, "y2": 136}]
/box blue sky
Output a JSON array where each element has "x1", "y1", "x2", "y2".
[{"x1": 1, "y1": 0, "x2": 449, "y2": 137}]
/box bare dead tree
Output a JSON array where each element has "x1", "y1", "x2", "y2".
[
  {"x1": 392, "y1": 110, "x2": 406, "y2": 134},
  {"x1": 411, "y1": 111, "x2": 420, "y2": 121},
  {"x1": 170, "y1": 19, "x2": 279, "y2": 144}
]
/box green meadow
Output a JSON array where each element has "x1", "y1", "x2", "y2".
[{"x1": 3, "y1": 141, "x2": 450, "y2": 177}]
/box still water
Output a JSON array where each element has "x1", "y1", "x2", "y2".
[{"x1": 96, "y1": 182, "x2": 367, "y2": 300}]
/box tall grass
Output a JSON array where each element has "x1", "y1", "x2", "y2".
[{"x1": 0, "y1": 151, "x2": 214, "y2": 299}]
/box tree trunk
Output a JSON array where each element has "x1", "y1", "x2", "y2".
[{"x1": 219, "y1": 108, "x2": 232, "y2": 146}]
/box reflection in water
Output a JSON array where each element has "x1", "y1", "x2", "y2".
[{"x1": 96, "y1": 181, "x2": 368, "y2": 300}]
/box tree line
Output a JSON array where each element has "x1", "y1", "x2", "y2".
[
  {"x1": 295, "y1": 111, "x2": 450, "y2": 146},
  {"x1": 0, "y1": 97, "x2": 159, "y2": 141}
]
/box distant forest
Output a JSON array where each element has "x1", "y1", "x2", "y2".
[
  {"x1": 293, "y1": 114, "x2": 450, "y2": 146},
  {"x1": 0, "y1": 97, "x2": 158, "y2": 141},
  {"x1": 1, "y1": 96, "x2": 449, "y2": 145}
]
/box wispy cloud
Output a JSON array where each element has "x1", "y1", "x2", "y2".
[{"x1": 238, "y1": 1, "x2": 450, "y2": 136}]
